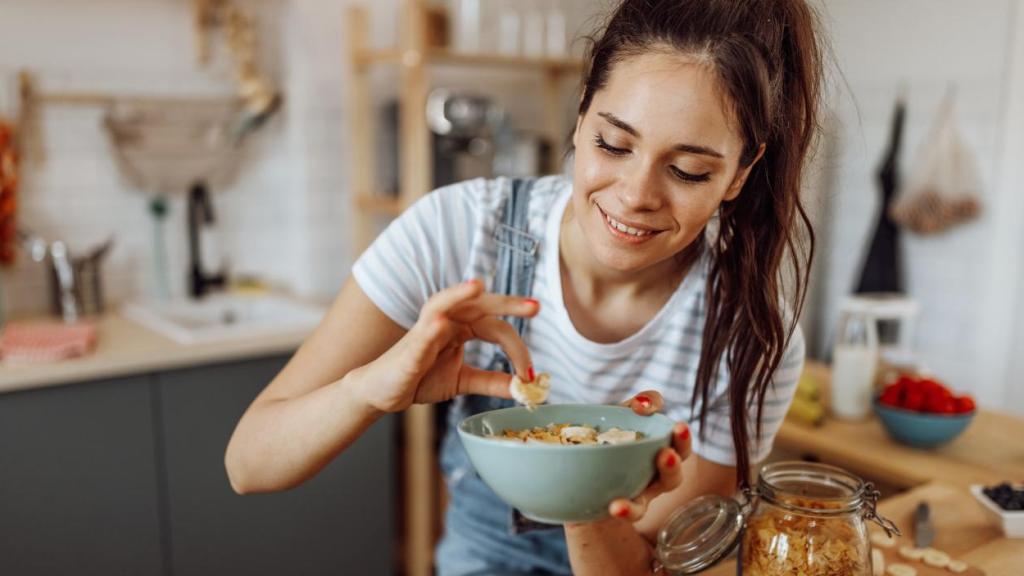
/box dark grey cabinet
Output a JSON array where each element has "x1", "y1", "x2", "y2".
[
  {"x1": 0, "y1": 355, "x2": 396, "y2": 576},
  {"x1": 0, "y1": 375, "x2": 164, "y2": 576},
  {"x1": 158, "y1": 356, "x2": 395, "y2": 576}
]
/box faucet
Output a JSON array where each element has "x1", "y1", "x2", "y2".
[{"x1": 187, "y1": 182, "x2": 226, "y2": 299}]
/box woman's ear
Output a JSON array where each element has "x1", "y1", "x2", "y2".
[{"x1": 723, "y1": 143, "x2": 766, "y2": 202}]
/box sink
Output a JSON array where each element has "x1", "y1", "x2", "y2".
[{"x1": 122, "y1": 294, "x2": 326, "y2": 345}]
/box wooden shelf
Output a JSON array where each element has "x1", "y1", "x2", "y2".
[
  {"x1": 345, "y1": 3, "x2": 581, "y2": 574},
  {"x1": 355, "y1": 195, "x2": 404, "y2": 217},
  {"x1": 357, "y1": 48, "x2": 583, "y2": 74}
]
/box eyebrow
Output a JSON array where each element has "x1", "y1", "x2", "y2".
[{"x1": 597, "y1": 111, "x2": 725, "y2": 159}]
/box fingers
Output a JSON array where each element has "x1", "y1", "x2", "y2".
[
  {"x1": 622, "y1": 390, "x2": 664, "y2": 415},
  {"x1": 606, "y1": 446, "x2": 684, "y2": 522},
  {"x1": 608, "y1": 495, "x2": 648, "y2": 522},
  {"x1": 469, "y1": 316, "x2": 533, "y2": 380},
  {"x1": 421, "y1": 279, "x2": 485, "y2": 321},
  {"x1": 450, "y1": 292, "x2": 540, "y2": 323},
  {"x1": 457, "y1": 365, "x2": 514, "y2": 399},
  {"x1": 671, "y1": 422, "x2": 692, "y2": 462}
]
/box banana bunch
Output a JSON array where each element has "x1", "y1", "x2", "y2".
[{"x1": 786, "y1": 372, "x2": 825, "y2": 426}]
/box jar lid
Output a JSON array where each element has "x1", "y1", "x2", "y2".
[{"x1": 656, "y1": 495, "x2": 744, "y2": 574}]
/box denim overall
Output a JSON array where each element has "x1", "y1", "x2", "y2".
[{"x1": 434, "y1": 179, "x2": 572, "y2": 576}]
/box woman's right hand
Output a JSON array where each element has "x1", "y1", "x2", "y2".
[{"x1": 352, "y1": 279, "x2": 540, "y2": 413}]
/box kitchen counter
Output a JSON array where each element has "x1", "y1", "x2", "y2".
[
  {"x1": 774, "y1": 362, "x2": 1024, "y2": 488},
  {"x1": 0, "y1": 313, "x2": 310, "y2": 394}
]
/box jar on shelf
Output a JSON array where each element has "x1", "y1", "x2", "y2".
[{"x1": 655, "y1": 461, "x2": 899, "y2": 575}]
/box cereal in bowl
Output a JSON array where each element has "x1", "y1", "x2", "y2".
[{"x1": 492, "y1": 423, "x2": 642, "y2": 445}]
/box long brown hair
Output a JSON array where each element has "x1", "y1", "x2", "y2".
[{"x1": 577, "y1": 0, "x2": 822, "y2": 486}]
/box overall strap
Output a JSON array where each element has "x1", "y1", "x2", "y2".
[
  {"x1": 487, "y1": 178, "x2": 537, "y2": 375},
  {"x1": 492, "y1": 178, "x2": 540, "y2": 338}
]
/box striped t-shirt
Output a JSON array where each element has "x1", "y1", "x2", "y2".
[{"x1": 352, "y1": 175, "x2": 804, "y2": 466}]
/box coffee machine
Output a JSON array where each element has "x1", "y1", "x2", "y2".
[{"x1": 426, "y1": 89, "x2": 503, "y2": 187}]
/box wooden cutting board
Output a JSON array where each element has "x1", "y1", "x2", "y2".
[{"x1": 868, "y1": 482, "x2": 995, "y2": 576}]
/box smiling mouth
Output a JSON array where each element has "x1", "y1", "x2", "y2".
[{"x1": 599, "y1": 208, "x2": 660, "y2": 239}]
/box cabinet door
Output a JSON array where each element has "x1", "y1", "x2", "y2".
[
  {"x1": 0, "y1": 376, "x2": 164, "y2": 576},
  {"x1": 158, "y1": 356, "x2": 395, "y2": 576}
]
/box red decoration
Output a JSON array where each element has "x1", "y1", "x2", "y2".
[{"x1": 0, "y1": 119, "x2": 17, "y2": 266}]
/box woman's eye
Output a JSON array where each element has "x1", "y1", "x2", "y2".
[
  {"x1": 669, "y1": 165, "x2": 712, "y2": 184},
  {"x1": 593, "y1": 134, "x2": 630, "y2": 156}
]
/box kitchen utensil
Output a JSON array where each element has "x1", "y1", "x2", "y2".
[
  {"x1": 457, "y1": 404, "x2": 673, "y2": 523},
  {"x1": 915, "y1": 501, "x2": 935, "y2": 548},
  {"x1": 49, "y1": 241, "x2": 78, "y2": 323},
  {"x1": 17, "y1": 229, "x2": 113, "y2": 321}
]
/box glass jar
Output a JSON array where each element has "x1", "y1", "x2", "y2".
[{"x1": 655, "y1": 461, "x2": 899, "y2": 575}]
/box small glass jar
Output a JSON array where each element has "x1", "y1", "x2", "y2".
[{"x1": 655, "y1": 462, "x2": 899, "y2": 575}]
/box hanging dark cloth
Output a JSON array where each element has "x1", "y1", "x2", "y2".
[{"x1": 856, "y1": 97, "x2": 906, "y2": 294}]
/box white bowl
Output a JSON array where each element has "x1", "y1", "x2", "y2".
[{"x1": 970, "y1": 484, "x2": 1024, "y2": 538}]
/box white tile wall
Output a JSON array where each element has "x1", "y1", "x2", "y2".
[
  {"x1": 0, "y1": 0, "x2": 333, "y2": 316},
  {"x1": 2, "y1": 0, "x2": 1020, "y2": 412},
  {"x1": 816, "y1": 0, "x2": 1023, "y2": 412}
]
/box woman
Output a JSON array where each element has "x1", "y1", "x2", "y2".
[{"x1": 225, "y1": 0, "x2": 822, "y2": 573}]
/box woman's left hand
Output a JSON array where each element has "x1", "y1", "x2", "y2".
[{"x1": 610, "y1": 390, "x2": 692, "y2": 521}]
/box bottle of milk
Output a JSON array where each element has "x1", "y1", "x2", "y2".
[{"x1": 831, "y1": 306, "x2": 879, "y2": 420}]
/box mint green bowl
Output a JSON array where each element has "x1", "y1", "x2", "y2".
[{"x1": 457, "y1": 404, "x2": 674, "y2": 524}]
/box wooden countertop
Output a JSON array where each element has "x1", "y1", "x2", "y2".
[
  {"x1": 0, "y1": 313, "x2": 309, "y2": 394},
  {"x1": 700, "y1": 482, "x2": 1023, "y2": 575},
  {"x1": 773, "y1": 363, "x2": 1024, "y2": 489}
]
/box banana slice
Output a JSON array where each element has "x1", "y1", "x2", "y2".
[
  {"x1": 510, "y1": 372, "x2": 550, "y2": 410},
  {"x1": 872, "y1": 548, "x2": 885, "y2": 576},
  {"x1": 947, "y1": 560, "x2": 968, "y2": 573},
  {"x1": 871, "y1": 531, "x2": 898, "y2": 548},
  {"x1": 922, "y1": 548, "x2": 950, "y2": 568},
  {"x1": 886, "y1": 563, "x2": 917, "y2": 576},
  {"x1": 559, "y1": 426, "x2": 597, "y2": 444},
  {"x1": 898, "y1": 546, "x2": 925, "y2": 561}
]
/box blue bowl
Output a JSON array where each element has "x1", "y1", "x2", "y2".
[
  {"x1": 873, "y1": 399, "x2": 975, "y2": 448},
  {"x1": 458, "y1": 404, "x2": 674, "y2": 523}
]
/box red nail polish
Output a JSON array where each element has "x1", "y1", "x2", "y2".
[
  {"x1": 636, "y1": 394, "x2": 651, "y2": 408},
  {"x1": 528, "y1": 366, "x2": 535, "y2": 381},
  {"x1": 615, "y1": 505, "x2": 631, "y2": 518},
  {"x1": 463, "y1": 278, "x2": 479, "y2": 286},
  {"x1": 524, "y1": 298, "x2": 540, "y2": 307},
  {"x1": 665, "y1": 453, "x2": 677, "y2": 468},
  {"x1": 678, "y1": 427, "x2": 690, "y2": 441}
]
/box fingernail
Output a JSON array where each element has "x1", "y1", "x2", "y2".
[
  {"x1": 665, "y1": 453, "x2": 677, "y2": 468},
  {"x1": 677, "y1": 426, "x2": 690, "y2": 441},
  {"x1": 615, "y1": 504, "x2": 631, "y2": 518},
  {"x1": 636, "y1": 395, "x2": 651, "y2": 409},
  {"x1": 524, "y1": 298, "x2": 540, "y2": 307},
  {"x1": 463, "y1": 278, "x2": 479, "y2": 286},
  {"x1": 528, "y1": 366, "x2": 536, "y2": 381}
]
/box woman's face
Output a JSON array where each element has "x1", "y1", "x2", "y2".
[{"x1": 571, "y1": 50, "x2": 759, "y2": 274}]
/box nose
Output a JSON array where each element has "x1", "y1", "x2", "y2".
[{"x1": 618, "y1": 161, "x2": 665, "y2": 212}]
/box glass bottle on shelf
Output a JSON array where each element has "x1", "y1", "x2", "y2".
[
  {"x1": 832, "y1": 298, "x2": 880, "y2": 420},
  {"x1": 522, "y1": 0, "x2": 545, "y2": 57}
]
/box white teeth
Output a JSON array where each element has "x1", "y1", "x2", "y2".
[{"x1": 606, "y1": 214, "x2": 652, "y2": 237}]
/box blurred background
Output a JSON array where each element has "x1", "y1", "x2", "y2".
[{"x1": 0, "y1": 1, "x2": 1022, "y2": 575}]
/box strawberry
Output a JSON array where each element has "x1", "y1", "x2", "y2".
[{"x1": 955, "y1": 396, "x2": 976, "y2": 414}]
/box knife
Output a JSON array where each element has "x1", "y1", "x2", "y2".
[{"x1": 914, "y1": 501, "x2": 935, "y2": 549}]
